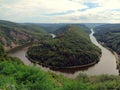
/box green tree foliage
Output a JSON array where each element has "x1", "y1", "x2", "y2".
[
  {"x1": 0, "y1": 61, "x2": 55, "y2": 90},
  {"x1": 0, "y1": 60, "x2": 120, "y2": 90},
  {"x1": 0, "y1": 44, "x2": 55, "y2": 90},
  {"x1": 27, "y1": 25, "x2": 101, "y2": 68},
  {"x1": 0, "y1": 44, "x2": 5, "y2": 57}
]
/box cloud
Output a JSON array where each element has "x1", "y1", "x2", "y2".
[
  {"x1": 45, "y1": 10, "x2": 75, "y2": 16},
  {"x1": 0, "y1": 0, "x2": 120, "y2": 23}
]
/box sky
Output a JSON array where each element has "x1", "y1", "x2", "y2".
[{"x1": 0, "y1": 0, "x2": 120, "y2": 23}]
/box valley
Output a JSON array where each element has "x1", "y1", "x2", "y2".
[
  {"x1": 0, "y1": 20, "x2": 120, "y2": 89},
  {"x1": 8, "y1": 26, "x2": 119, "y2": 77},
  {"x1": 0, "y1": 0, "x2": 120, "y2": 89}
]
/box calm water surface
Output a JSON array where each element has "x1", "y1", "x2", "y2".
[{"x1": 8, "y1": 29, "x2": 119, "y2": 78}]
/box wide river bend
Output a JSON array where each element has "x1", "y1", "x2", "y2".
[{"x1": 8, "y1": 29, "x2": 119, "y2": 78}]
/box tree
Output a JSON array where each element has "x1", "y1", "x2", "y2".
[{"x1": 0, "y1": 44, "x2": 5, "y2": 57}]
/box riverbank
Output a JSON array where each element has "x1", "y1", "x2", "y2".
[
  {"x1": 113, "y1": 52, "x2": 120, "y2": 72},
  {"x1": 8, "y1": 29, "x2": 119, "y2": 76},
  {"x1": 26, "y1": 53, "x2": 97, "y2": 69},
  {"x1": 96, "y1": 41, "x2": 120, "y2": 73},
  {"x1": 7, "y1": 42, "x2": 39, "y2": 53}
]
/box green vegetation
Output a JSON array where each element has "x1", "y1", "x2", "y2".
[
  {"x1": 0, "y1": 44, "x2": 5, "y2": 57},
  {"x1": 27, "y1": 25, "x2": 101, "y2": 68},
  {"x1": 54, "y1": 24, "x2": 91, "y2": 34},
  {"x1": 0, "y1": 20, "x2": 49, "y2": 49},
  {"x1": 26, "y1": 23, "x2": 91, "y2": 33},
  {"x1": 94, "y1": 24, "x2": 120, "y2": 55},
  {"x1": 22, "y1": 24, "x2": 49, "y2": 39},
  {"x1": 0, "y1": 20, "x2": 93, "y2": 50},
  {"x1": 1, "y1": 60, "x2": 120, "y2": 90},
  {"x1": 0, "y1": 61, "x2": 56, "y2": 90},
  {"x1": 0, "y1": 32, "x2": 120, "y2": 90},
  {"x1": 38, "y1": 24, "x2": 66, "y2": 33},
  {"x1": 0, "y1": 45, "x2": 55, "y2": 90},
  {"x1": 0, "y1": 21, "x2": 120, "y2": 90}
]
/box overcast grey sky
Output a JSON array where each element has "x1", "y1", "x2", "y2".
[{"x1": 0, "y1": 0, "x2": 120, "y2": 23}]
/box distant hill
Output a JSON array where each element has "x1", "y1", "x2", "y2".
[
  {"x1": 23, "y1": 23, "x2": 66, "y2": 33},
  {"x1": 94, "y1": 24, "x2": 120, "y2": 54},
  {"x1": 24, "y1": 23, "x2": 91, "y2": 33},
  {"x1": 84, "y1": 23, "x2": 106, "y2": 28},
  {"x1": 54, "y1": 24, "x2": 90, "y2": 35},
  {"x1": 27, "y1": 25, "x2": 101, "y2": 68},
  {"x1": 0, "y1": 20, "x2": 48, "y2": 49}
]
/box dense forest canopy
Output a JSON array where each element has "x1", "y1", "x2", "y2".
[
  {"x1": 94, "y1": 24, "x2": 120, "y2": 54},
  {"x1": 27, "y1": 25, "x2": 101, "y2": 68},
  {"x1": 54, "y1": 24, "x2": 90, "y2": 35}
]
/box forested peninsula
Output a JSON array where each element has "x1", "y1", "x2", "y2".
[{"x1": 27, "y1": 25, "x2": 101, "y2": 68}]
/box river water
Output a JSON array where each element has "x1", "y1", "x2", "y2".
[{"x1": 8, "y1": 29, "x2": 119, "y2": 78}]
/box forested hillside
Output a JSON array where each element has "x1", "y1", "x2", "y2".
[
  {"x1": 24, "y1": 23, "x2": 91, "y2": 33},
  {"x1": 0, "y1": 20, "x2": 48, "y2": 49},
  {"x1": 94, "y1": 24, "x2": 120, "y2": 55},
  {"x1": 27, "y1": 25, "x2": 101, "y2": 68},
  {"x1": 54, "y1": 24, "x2": 90, "y2": 35}
]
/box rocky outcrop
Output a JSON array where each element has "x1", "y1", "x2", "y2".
[
  {"x1": 0, "y1": 20, "x2": 48, "y2": 50},
  {"x1": 0, "y1": 26, "x2": 37, "y2": 50}
]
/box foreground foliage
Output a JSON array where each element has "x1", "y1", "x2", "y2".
[{"x1": 0, "y1": 61, "x2": 120, "y2": 90}]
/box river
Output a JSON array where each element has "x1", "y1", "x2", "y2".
[{"x1": 8, "y1": 29, "x2": 119, "y2": 78}]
